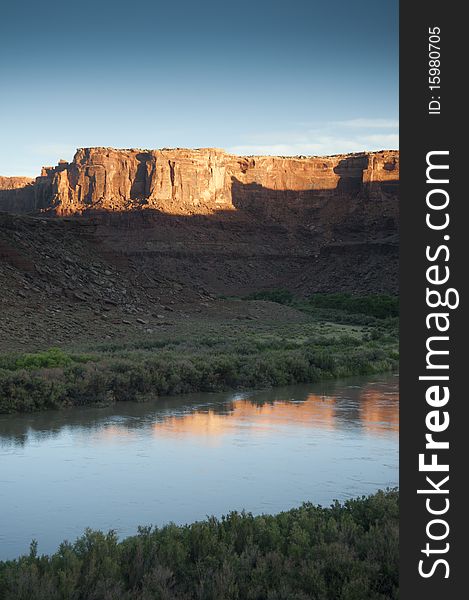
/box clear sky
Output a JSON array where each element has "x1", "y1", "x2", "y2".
[{"x1": 0, "y1": 0, "x2": 398, "y2": 176}]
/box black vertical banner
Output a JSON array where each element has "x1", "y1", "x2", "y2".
[{"x1": 400, "y1": 2, "x2": 466, "y2": 598}]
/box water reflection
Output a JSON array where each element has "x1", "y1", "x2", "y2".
[
  {"x1": 0, "y1": 376, "x2": 398, "y2": 448},
  {"x1": 150, "y1": 382, "x2": 398, "y2": 441},
  {"x1": 0, "y1": 373, "x2": 398, "y2": 559}
]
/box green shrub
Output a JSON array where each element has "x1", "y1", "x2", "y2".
[
  {"x1": 246, "y1": 289, "x2": 295, "y2": 305},
  {"x1": 0, "y1": 490, "x2": 399, "y2": 600},
  {"x1": 243, "y1": 291, "x2": 398, "y2": 320},
  {"x1": 15, "y1": 348, "x2": 73, "y2": 370},
  {"x1": 308, "y1": 293, "x2": 399, "y2": 319},
  {"x1": 0, "y1": 314, "x2": 398, "y2": 413}
]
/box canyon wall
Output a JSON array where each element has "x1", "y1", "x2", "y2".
[
  {"x1": 0, "y1": 147, "x2": 398, "y2": 218},
  {"x1": 0, "y1": 177, "x2": 36, "y2": 213},
  {"x1": 0, "y1": 147, "x2": 399, "y2": 300},
  {"x1": 0, "y1": 176, "x2": 34, "y2": 190}
]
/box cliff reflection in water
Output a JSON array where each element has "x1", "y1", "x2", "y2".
[
  {"x1": 0, "y1": 375, "x2": 398, "y2": 448},
  {"x1": 149, "y1": 382, "x2": 398, "y2": 442}
]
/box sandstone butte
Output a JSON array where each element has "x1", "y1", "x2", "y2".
[{"x1": 0, "y1": 147, "x2": 399, "y2": 217}]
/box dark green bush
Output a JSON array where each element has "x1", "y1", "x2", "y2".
[
  {"x1": 308, "y1": 293, "x2": 399, "y2": 319},
  {"x1": 0, "y1": 311, "x2": 398, "y2": 413},
  {"x1": 246, "y1": 289, "x2": 295, "y2": 305},
  {"x1": 0, "y1": 490, "x2": 399, "y2": 600},
  {"x1": 0, "y1": 337, "x2": 398, "y2": 412}
]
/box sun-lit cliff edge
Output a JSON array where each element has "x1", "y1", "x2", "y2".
[{"x1": 0, "y1": 147, "x2": 398, "y2": 217}]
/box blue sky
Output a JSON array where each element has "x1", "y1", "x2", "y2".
[{"x1": 0, "y1": 0, "x2": 398, "y2": 176}]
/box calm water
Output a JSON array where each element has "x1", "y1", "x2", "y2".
[{"x1": 0, "y1": 373, "x2": 398, "y2": 559}]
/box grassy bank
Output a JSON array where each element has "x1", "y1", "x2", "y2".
[
  {"x1": 0, "y1": 295, "x2": 398, "y2": 413},
  {"x1": 244, "y1": 291, "x2": 399, "y2": 321},
  {"x1": 0, "y1": 489, "x2": 398, "y2": 600}
]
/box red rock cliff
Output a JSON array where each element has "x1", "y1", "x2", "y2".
[
  {"x1": 0, "y1": 148, "x2": 399, "y2": 299},
  {"x1": 0, "y1": 147, "x2": 398, "y2": 218},
  {"x1": 0, "y1": 176, "x2": 34, "y2": 190}
]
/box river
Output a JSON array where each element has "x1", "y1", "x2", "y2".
[{"x1": 0, "y1": 373, "x2": 398, "y2": 559}]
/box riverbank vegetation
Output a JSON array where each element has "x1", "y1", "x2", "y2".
[
  {"x1": 245, "y1": 291, "x2": 399, "y2": 321},
  {"x1": 0, "y1": 294, "x2": 398, "y2": 413},
  {"x1": 0, "y1": 489, "x2": 399, "y2": 600}
]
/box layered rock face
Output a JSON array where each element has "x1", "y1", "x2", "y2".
[
  {"x1": 0, "y1": 176, "x2": 34, "y2": 190},
  {"x1": 0, "y1": 177, "x2": 36, "y2": 213},
  {"x1": 0, "y1": 147, "x2": 398, "y2": 218},
  {"x1": 0, "y1": 147, "x2": 399, "y2": 299}
]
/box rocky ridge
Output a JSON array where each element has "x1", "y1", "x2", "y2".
[{"x1": 0, "y1": 147, "x2": 398, "y2": 217}]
